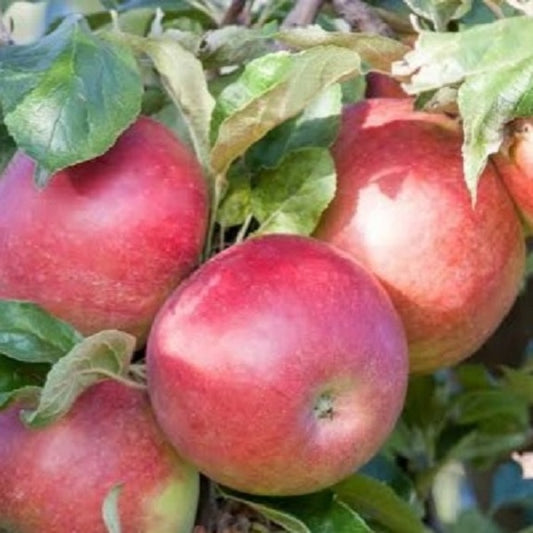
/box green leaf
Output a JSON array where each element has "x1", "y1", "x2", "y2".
[
  {"x1": 401, "y1": 0, "x2": 472, "y2": 31},
  {"x1": 446, "y1": 509, "x2": 502, "y2": 533},
  {"x1": 457, "y1": 60, "x2": 533, "y2": 200},
  {"x1": 245, "y1": 83, "x2": 342, "y2": 170},
  {"x1": 121, "y1": 33, "x2": 215, "y2": 171},
  {"x1": 210, "y1": 45, "x2": 361, "y2": 177},
  {"x1": 200, "y1": 23, "x2": 278, "y2": 69},
  {"x1": 216, "y1": 165, "x2": 252, "y2": 228},
  {"x1": 333, "y1": 473, "x2": 427, "y2": 533},
  {"x1": 22, "y1": 330, "x2": 136, "y2": 428},
  {"x1": 102, "y1": 484, "x2": 123, "y2": 533},
  {"x1": 0, "y1": 300, "x2": 83, "y2": 364},
  {"x1": 454, "y1": 389, "x2": 529, "y2": 426},
  {"x1": 251, "y1": 148, "x2": 336, "y2": 237},
  {"x1": 490, "y1": 461, "x2": 533, "y2": 513},
  {"x1": 277, "y1": 26, "x2": 409, "y2": 73},
  {"x1": 501, "y1": 365, "x2": 533, "y2": 403},
  {"x1": 220, "y1": 488, "x2": 373, "y2": 533},
  {"x1": 0, "y1": 17, "x2": 142, "y2": 184},
  {"x1": 0, "y1": 117, "x2": 16, "y2": 174}
]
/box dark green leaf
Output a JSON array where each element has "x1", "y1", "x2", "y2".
[
  {"x1": 501, "y1": 365, "x2": 533, "y2": 403},
  {"x1": 22, "y1": 330, "x2": 136, "y2": 427},
  {"x1": 221, "y1": 487, "x2": 373, "y2": 533},
  {"x1": 0, "y1": 116, "x2": 16, "y2": 174},
  {"x1": 490, "y1": 461, "x2": 533, "y2": 513},
  {"x1": 0, "y1": 17, "x2": 142, "y2": 183},
  {"x1": 0, "y1": 300, "x2": 83, "y2": 364},
  {"x1": 333, "y1": 473, "x2": 427, "y2": 533},
  {"x1": 102, "y1": 484, "x2": 123, "y2": 533},
  {"x1": 251, "y1": 148, "x2": 336, "y2": 237},
  {"x1": 210, "y1": 46, "x2": 361, "y2": 177}
]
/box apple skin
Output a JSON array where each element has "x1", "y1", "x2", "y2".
[
  {"x1": 492, "y1": 119, "x2": 533, "y2": 232},
  {"x1": 0, "y1": 381, "x2": 199, "y2": 533},
  {"x1": 0, "y1": 117, "x2": 208, "y2": 343},
  {"x1": 365, "y1": 72, "x2": 407, "y2": 99},
  {"x1": 147, "y1": 234, "x2": 408, "y2": 496},
  {"x1": 315, "y1": 98, "x2": 525, "y2": 373}
]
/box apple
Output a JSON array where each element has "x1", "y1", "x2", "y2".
[
  {"x1": 492, "y1": 118, "x2": 533, "y2": 232},
  {"x1": 147, "y1": 234, "x2": 408, "y2": 496},
  {"x1": 315, "y1": 98, "x2": 525, "y2": 373},
  {"x1": 365, "y1": 72, "x2": 407, "y2": 99},
  {"x1": 0, "y1": 117, "x2": 208, "y2": 343},
  {"x1": 0, "y1": 381, "x2": 199, "y2": 533}
]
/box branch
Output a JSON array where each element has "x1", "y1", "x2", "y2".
[
  {"x1": 281, "y1": 0, "x2": 325, "y2": 28},
  {"x1": 331, "y1": 0, "x2": 395, "y2": 37},
  {"x1": 221, "y1": 0, "x2": 248, "y2": 26}
]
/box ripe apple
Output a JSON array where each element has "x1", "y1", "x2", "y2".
[
  {"x1": 315, "y1": 98, "x2": 525, "y2": 373},
  {"x1": 365, "y1": 72, "x2": 406, "y2": 99},
  {"x1": 0, "y1": 381, "x2": 199, "y2": 533},
  {"x1": 492, "y1": 118, "x2": 533, "y2": 232},
  {"x1": 0, "y1": 117, "x2": 208, "y2": 343},
  {"x1": 147, "y1": 234, "x2": 408, "y2": 496}
]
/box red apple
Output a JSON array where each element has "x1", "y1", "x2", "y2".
[
  {"x1": 492, "y1": 118, "x2": 533, "y2": 232},
  {"x1": 0, "y1": 117, "x2": 208, "y2": 343},
  {"x1": 365, "y1": 72, "x2": 407, "y2": 99},
  {"x1": 147, "y1": 234, "x2": 408, "y2": 496},
  {"x1": 315, "y1": 98, "x2": 525, "y2": 373},
  {"x1": 0, "y1": 381, "x2": 199, "y2": 532}
]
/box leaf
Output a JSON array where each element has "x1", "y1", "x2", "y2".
[
  {"x1": 0, "y1": 17, "x2": 142, "y2": 184},
  {"x1": 210, "y1": 46, "x2": 361, "y2": 177},
  {"x1": 446, "y1": 509, "x2": 502, "y2": 533},
  {"x1": 333, "y1": 473, "x2": 427, "y2": 533},
  {"x1": 200, "y1": 23, "x2": 278, "y2": 69},
  {"x1": 454, "y1": 389, "x2": 529, "y2": 426},
  {"x1": 0, "y1": 116, "x2": 16, "y2": 174},
  {"x1": 0, "y1": 354, "x2": 48, "y2": 403},
  {"x1": 0, "y1": 300, "x2": 83, "y2": 364},
  {"x1": 501, "y1": 365, "x2": 533, "y2": 403},
  {"x1": 245, "y1": 83, "x2": 342, "y2": 170},
  {"x1": 394, "y1": 18, "x2": 533, "y2": 93},
  {"x1": 216, "y1": 166, "x2": 252, "y2": 228},
  {"x1": 102, "y1": 484, "x2": 123, "y2": 533},
  {"x1": 457, "y1": 59, "x2": 533, "y2": 200},
  {"x1": 251, "y1": 148, "x2": 336, "y2": 237},
  {"x1": 401, "y1": 0, "x2": 472, "y2": 31},
  {"x1": 22, "y1": 330, "x2": 136, "y2": 428},
  {"x1": 122, "y1": 32, "x2": 215, "y2": 171},
  {"x1": 490, "y1": 461, "x2": 533, "y2": 513},
  {"x1": 220, "y1": 488, "x2": 372, "y2": 533},
  {"x1": 277, "y1": 26, "x2": 409, "y2": 73}
]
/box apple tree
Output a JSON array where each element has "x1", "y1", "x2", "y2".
[{"x1": 0, "y1": 0, "x2": 532, "y2": 531}]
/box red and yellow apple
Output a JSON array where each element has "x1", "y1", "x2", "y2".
[
  {"x1": 0, "y1": 381, "x2": 199, "y2": 532},
  {"x1": 492, "y1": 118, "x2": 533, "y2": 232},
  {"x1": 315, "y1": 98, "x2": 525, "y2": 373},
  {"x1": 147, "y1": 234, "x2": 408, "y2": 496},
  {"x1": 0, "y1": 117, "x2": 208, "y2": 343}
]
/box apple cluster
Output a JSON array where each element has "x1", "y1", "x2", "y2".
[{"x1": 0, "y1": 97, "x2": 529, "y2": 531}]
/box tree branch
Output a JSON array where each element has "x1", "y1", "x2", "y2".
[
  {"x1": 221, "y1": 0, "x2": 248, "y2": 26},
  {"x1": 331, "y1": 0, "x2": 395, "y2": 37},
  {"x1": 281, "y1": 0, "x2": 325, "y2": 28}
]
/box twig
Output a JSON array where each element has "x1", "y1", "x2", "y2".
[
  {"x1": 331, "y1": 0, "x2": 395, "y2": 37},
  {"x1": 281, "y1": 0, "x2": 325, "y2": 28},
  {"x1": 221, "y1": 0, "x2": 248, "y2": 25}
]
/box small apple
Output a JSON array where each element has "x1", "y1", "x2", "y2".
[
  {"x1": 492, "y1": 118, "x2": 533, "y2": 232},
  {"x1": 315, "y1": 98, "x2": 525, "y2": 373},
  {"x1": 147, "y1": 234, "x2": 408, "y2": 496},
  {"x1": 0, "y1": 381, "x2": 199, "y2": 533},
  {"x1": 0, "y1": 117, "x2": 208, "y2": 343}
]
